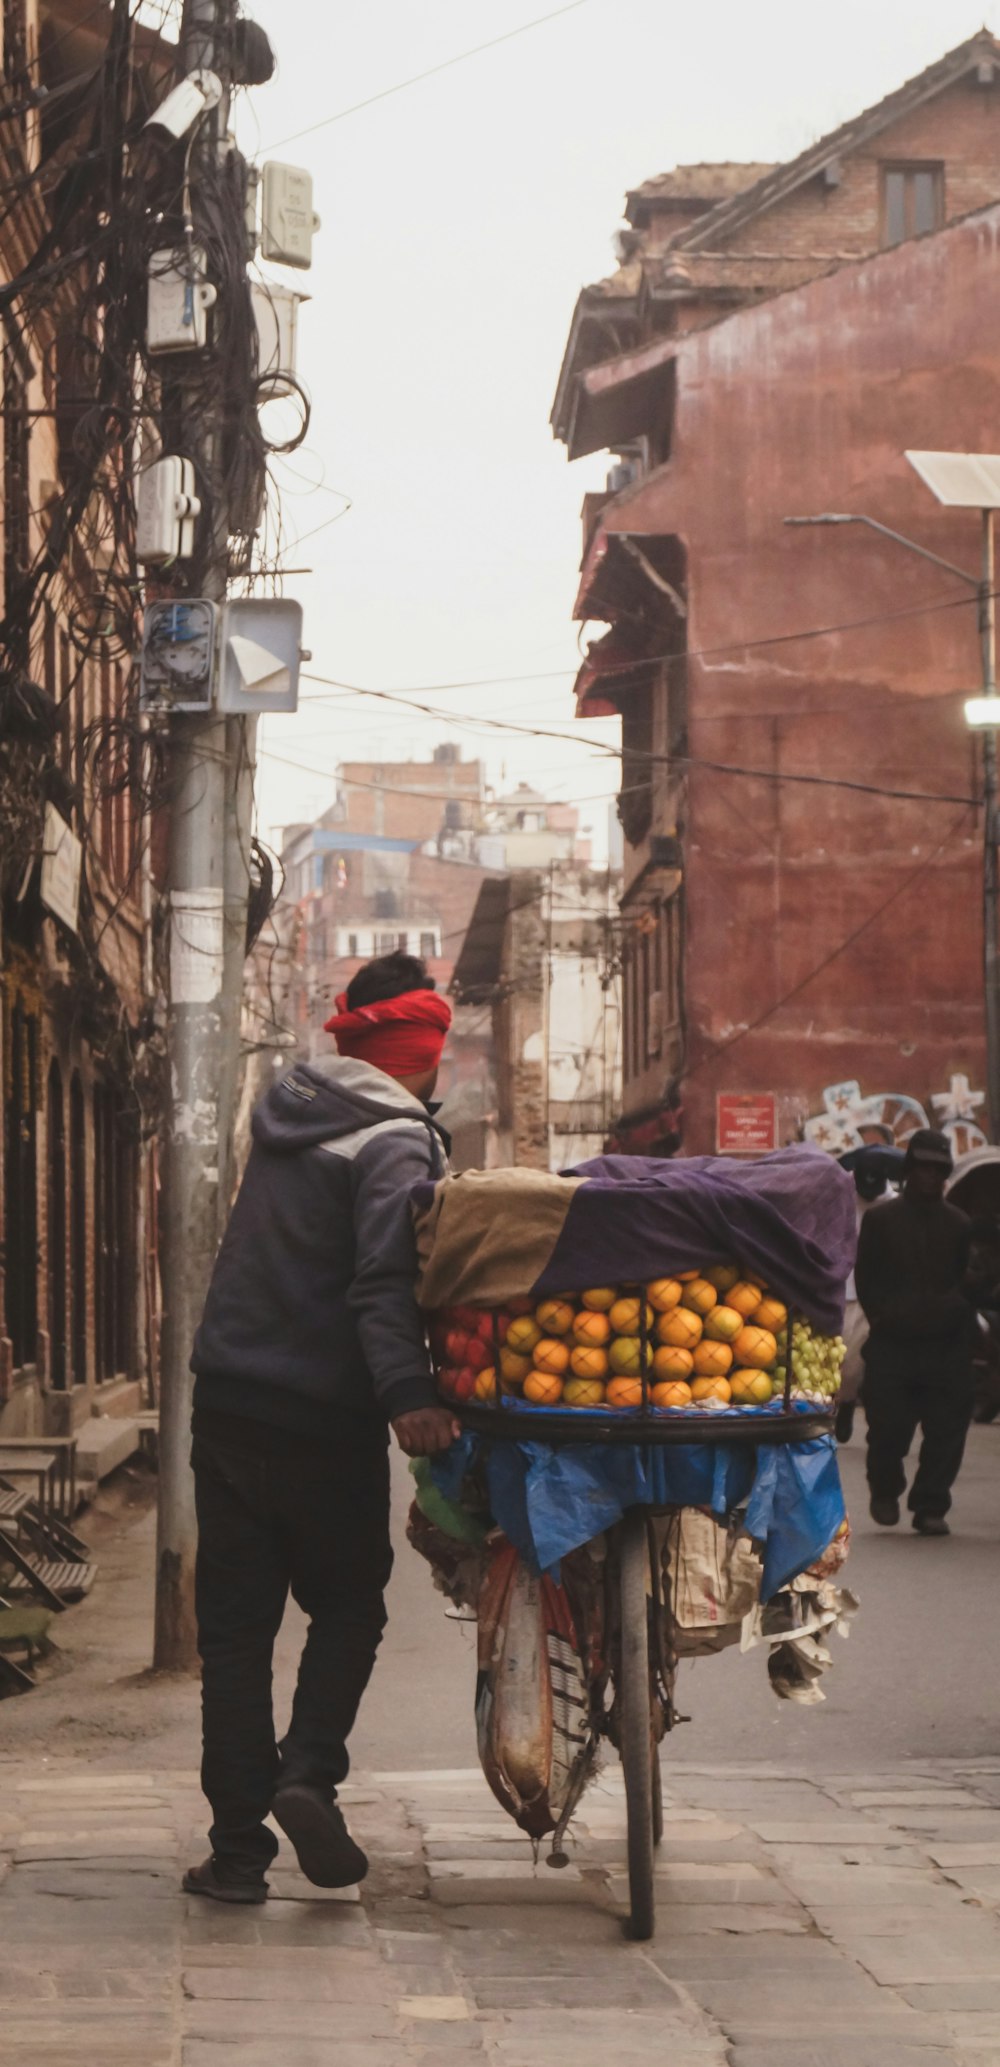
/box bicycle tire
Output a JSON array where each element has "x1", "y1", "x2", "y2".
[
  {"x1": 618, "y1": 1508, "x2": 655, "y2": 1940},
  {"x1": 652, "y1": 1743, "x2": 664, "y2": 1848}
]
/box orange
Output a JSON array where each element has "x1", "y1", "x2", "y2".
[
  {"x1": 646, "y1": 1277, "x2": 682, "y2": 1314},
  {"x1": 570, "y1": 1343, "x2": 609, "y2": 1381},
  {"x1": 703, "y1": 1304, "x2": 743, "y2": 1344},
  {"x1": 693, "y1": 1339, "x2": 733, "y2": 1378},
  {"x1": 655, "y1": 1306, "x2": 703, "y2": 1351},
  {"x1": 754, "y1": 1296, "x2": 788, "y2": 1334},
  {"x1": 609, "y1": 1297, "x2": 654, "y2": 1337},
  {"x1": 676, "y1": 1271, "x2": 700, "y2": 1282},
  {"x1": 652, "y1": 1343, "x2": 694, "y2": 1382},
  {"x1": 679, "y1": 1278, "x2": 718, "y2": 1317},
  {"x1": 474, "y1": 1366, "x2": 497, "y2": 1400},
  {"x1": 605, "y1": 1375, "x2": 643, "y2": 1408},
  {"x1": 499, "y1": 1347, "x2": 532, "y2": 1385},
  {"x1": 533, "y1": 1337, "x2": 570, "y2": 1377},
  {"x1": 651, "y1": 1379, "x2": 693, "y2": 1408},
  {"x1": 732, "y1": 1325, "x2": 777, "y2": 1371},
  {"x1": 691, "y1": 1376, "x2": 732, "y2": 1404},
  {"x1": 506, "y1": 1315, "x2": 542, "y2": 1356},
  {"x1": 535, "y1": 1298, "x2": 575, "y2": 1337},
  {"x1": 523, "y1": 1368, "x2": 564, "y2": 1404},
  {"x1": 730, "y1": 1369, "x2": 774, "y2": 1404},
  {"x1": 608, "y1": 1336, "x2": 653, "y2": 1376},
  {"x1": 563, "y1": 1374, "x2": 606, "y2": 1407},
  {"x1": 572, "y1": 1309, "x2": 611, "y2": 1347},
  {"x1": 703, "y1": 1262, "x2": 740, "y2": 1294},
  {"x1": 581, "y1": 1285, "x2": 617, "y2": 1311},
  {"x1": 727, "y1": 1281, "x2": 763, "y2": 1319}
]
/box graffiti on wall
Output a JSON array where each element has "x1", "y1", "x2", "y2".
[{"x1": 804, "y1": 1075, "x2": 988, "y2": 1158}]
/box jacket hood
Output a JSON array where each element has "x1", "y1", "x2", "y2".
[{"x1": 252, "y1": 1055, "x2": 436, "y2": 1155}]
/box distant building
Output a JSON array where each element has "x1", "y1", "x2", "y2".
[{"x1": 452, "y1": 864, "x2": 622, "y2": 1171}]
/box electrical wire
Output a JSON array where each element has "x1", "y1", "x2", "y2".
[{"x1": 263, "y1": 0, "x2": 590, "y2": 150}]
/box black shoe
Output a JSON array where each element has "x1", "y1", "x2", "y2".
[
  {"x1": 183, "y1": 1856, "x2": 268, "y2": 1905},
  {"x1": 869, "y1": 1495, "x2": 900, "y2": 1526},
  {"x1": 912, "y1": 1513, "x2": 950, "y2": 1537},
  {"x1": 272, "y1": 1785, "x2": 368, "y2": 1889},
  {"x1": 835, "y1": 1402, "x2": 856, "y2": 1445}
]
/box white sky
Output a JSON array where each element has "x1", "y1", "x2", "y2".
[{"x1": 241, "y1": 0, "x2": 992, "y2": 861}]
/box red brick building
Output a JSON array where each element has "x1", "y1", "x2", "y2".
[{"x1": 554, "y1": 32, "x2": 1000, "y2": 1156}]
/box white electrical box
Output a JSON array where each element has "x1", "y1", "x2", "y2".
[
  {"x1": 146, "y1": 247, "x2": 217, "y2": 354},
  {"x1": 260, "y1": 162, "x2": 319, "y2": 270},
  {"x1": 140, "y1": 599, "x2": 218, "y2": 712},
  {"x1": 217, "y1": 596, "x2": 304, "y2": 713},
  {"x1": 251, "y1": 279, "x2": 304, "y2": 393},
  {"x1": 135, "y1": 456, "x2": 201, "y2": 564}
]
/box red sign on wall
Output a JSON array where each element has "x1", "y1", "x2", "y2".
[{"x1": 717, "y1": 1092, "x2": 778, "y2": 1155}]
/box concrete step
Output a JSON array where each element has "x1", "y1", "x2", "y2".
[{"x1": 75, "y1": 1415, "x2": 142, "y2": 1493}]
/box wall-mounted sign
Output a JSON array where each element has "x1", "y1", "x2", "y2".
[
  {"x1": 717, "y1": 1092, "x2": 777, "y2": 1155},
  {"x1": 40, "y1": 803, "x2": 82, "y2": 935}
]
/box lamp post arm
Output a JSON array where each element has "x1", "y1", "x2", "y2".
[{"x1": 784, "y1": 512, "x2": 977, "y2": 587}]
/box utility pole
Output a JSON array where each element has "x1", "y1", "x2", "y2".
[
  {"x1": 154, "y1": 0, "x2": 239, "y2": 1670},
  {"x1": 977, "y1": 507, "x2": 1000, "y2": 1138}
]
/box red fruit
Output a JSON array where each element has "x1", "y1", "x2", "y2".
[
  {"x1": 437, "y1": 1367, "x2": 460, "y2": 1399},
  {"x1": 464, "y1": 1337, "x2": 489, "y2": 1372},
  {"x1": 475, "y1": 1312, "x2": 495, "y2": 1343},
  {"x1": 452, "y1": 1367, "x2": 477, "y2": 1401},
  {"x1": 445, "y1": 1327, "x2": 471, "y2": 1365},
  {"x1": 449, "y1": 1305, "x2": 481, "y2": 1332},
  {"x1": 507, "y1": 1296, "x2": 534, "y2": 1317}
]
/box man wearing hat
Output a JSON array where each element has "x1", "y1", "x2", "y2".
[
  {"x1": 183, "y1": 952, "x2": 460, "y2": 1905},
  {"x1": 855, "y1": 1127, "x2": 974, "y2": 1537}
]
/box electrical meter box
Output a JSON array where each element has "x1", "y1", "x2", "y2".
[
  {"x1": 260, "y1": 162, "x2": 318, "y2": 269},
  {"x1": 135, "y1": 457, "x2": 201, "y2": 564},
  {"x1": 147, "y1": 247, "x2": 217, "y2": 353},
  {"x1": 251, "y1": 279, "x2": 304, "y2": 393},
  {"x1": 217, "y1": 597, "x2": 304, "y2": 713},
  {"x1": 140, "y1": 600, "x2": 218, "y2": 712}
]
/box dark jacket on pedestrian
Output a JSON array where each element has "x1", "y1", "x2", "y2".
[
  {"x1": 855, "y1": 1193, "x2": 973, "y2": 1380},
  {"x1": 191, "y1": 1055, "x2": 449, "y2": 1435}
]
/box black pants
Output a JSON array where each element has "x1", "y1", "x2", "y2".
[
  {"x1": 192, "y1": 1421, "x2": 393, "y2": 1874},
  {"x1": 864, "y1": 1364, "x2": 973, "y2": 1519}
]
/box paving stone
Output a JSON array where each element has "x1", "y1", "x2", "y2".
[
  {"x1": 430, "y1": 1873, "x2": 600, "y2": 1907},
  {"x1": 470, "y1": 1973, "x2": 683, "y2": 2009},
  {"x1": 182, "y1": 1962, "x2": 389, "y2": 2002},
  {"x1": 745, "y1": 1821, "x2": 911, "y2": 1846},
  {"x1": 427, "y1": 1857, "x2": 584, "y2": 1884},
  {"x1": 729, "y1": 2046, "x2": 959, "y2": 2067},
  {"x1": 182, "y1": 2046, "x2": 410, "y2": 2067},
  {"x1": 185, "y1": 1998, "x2": 398, "y2": 2039},
  {"x1": 848, "y1": 1790, "x2": 985, "y2": 1809},
  {"x1": 850, "y1": 1926, "x2": 1000, "y2": 1984},
  {"x1": 898, "y1": 1981, "x2": 1000, "y2": 2011},
  {"x1": 928, "y1": 1843, "x2": 1000, "y2": 1866}
]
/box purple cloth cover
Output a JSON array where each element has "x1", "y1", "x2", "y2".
[{"x1": 535, "y1": 1146, "x2": 855, "y2": 1335}]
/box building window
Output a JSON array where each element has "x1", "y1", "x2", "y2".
[
  {"x1": 420, "y1": 930, "x2": 438, "y2": 959},
  {"x1": 376, "y1": 930, "x2": 398, "y2": 954},
  {"x1": 46, "y1": 1059, "x2": 68, "y2": 1390},
  {"x1": 69, "y1": 1071, "x2": 87, "y2": 1386},
  {"x1": 93, "y1": 1082, "x2": 134, "y2": 1382},
  {"x1": 347, "y1": 933, "x2": 358, "y2": 957},
  {"x1": 881, "y1": 163, "x2": 943, "y2": 246},
  {"x1": 3, "y1": 995, "x2": 38, "y2": 1370}
]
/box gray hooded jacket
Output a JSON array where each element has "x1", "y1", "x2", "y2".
[{"x1": 191, "y1": 1055, "x2": 449, "y2": 1433}]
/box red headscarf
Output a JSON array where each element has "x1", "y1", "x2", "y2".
[{"x1": 324, "y1": 987, "x2": 452, "y2": 1076}]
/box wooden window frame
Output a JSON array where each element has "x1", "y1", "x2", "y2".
[{"x1": 880, "y1": 161, "x2": 944, "y2": 247}]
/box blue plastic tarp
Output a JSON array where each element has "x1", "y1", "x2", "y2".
[{"x1": 432, "y1": 1429, "x2": 845, "y2": 1599}]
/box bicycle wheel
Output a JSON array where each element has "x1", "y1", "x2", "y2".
[
  {"x1": 652, "y1": 1742, "x2": 664, "y2": 1848},
  {"x1": 618, "y1": 1507, "x2": 655, "y2": 1940}
]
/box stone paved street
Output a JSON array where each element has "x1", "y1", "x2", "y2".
[
  {"x1": 2, "y1": 1439, "x2": 1000, "y2": 2063},
  {"x1": 4, "y1": 1754, "x2": 1000, "y2": 2064}
]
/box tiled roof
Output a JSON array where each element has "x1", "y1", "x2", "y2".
[
  {"x1": 627, "y1": 162, "x2": 776, "y2": 211},
  {"x1": 674, "y1": 28, "x2": 1000, "y2": 249}
]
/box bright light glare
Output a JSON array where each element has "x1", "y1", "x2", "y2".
[{"x1": 965, "y1": 696, "x2": 1000, "y2": 729}]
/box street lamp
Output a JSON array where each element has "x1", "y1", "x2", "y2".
[{"x1": 786, "y1": 450, "x2": 1000, "y2": 1139}]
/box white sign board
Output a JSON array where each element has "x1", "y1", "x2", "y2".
[{"x1": 40, "y1": 804, "x2": 82, "y2": 934}]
